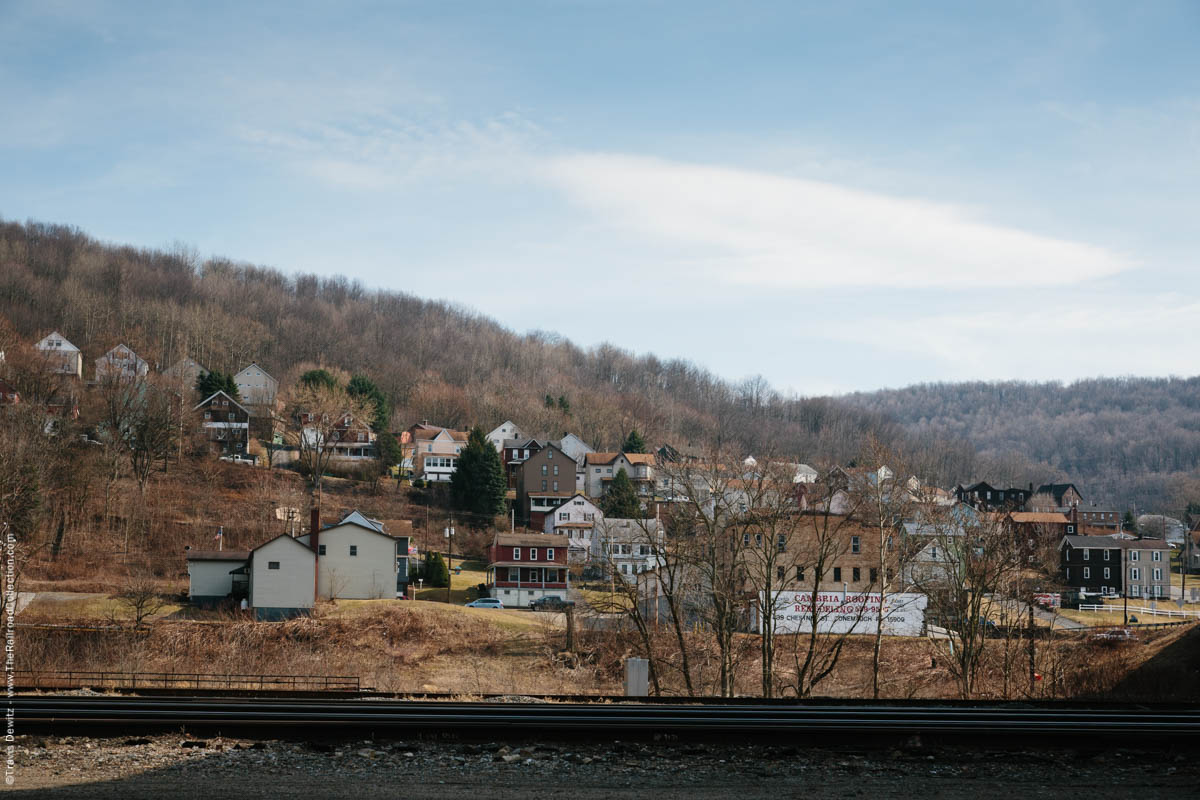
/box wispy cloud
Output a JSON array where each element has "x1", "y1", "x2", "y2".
[{"x1": 544, "y1": 154, "x2": 1132, "y2": 289}]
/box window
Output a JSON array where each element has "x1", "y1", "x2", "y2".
[
  {"x1": 1130, "y1": 567, "x2": 1140, "y2": 580},
  {"x1": 1083, "y1": 549, "x2": 1090, "y2": 561},
  {"x1": 796, "y1": 567, "x2": 805, "y2": 582},
  {"x1": 558, "y1": 512, "x2": 569, "y2": 521},
  {"x1": 1152, "y1": 550, "x2": 1162, "y2": 562},
  {"x1": 508, "y1": 568, "x2": 519, "y2": 581},
  {"x1": 513, "y1": 548, "x2": 521, "y2": 560},
  {"x1": 541, "y1": 480, "x2": 547, "y2": 491},
  {"x1": 1083, "y1": 567, "x2": 1090, "y2": 579},
  {"x1": 1130, "y1": 550, "x2": 1140, "y2": 562},
  {"x1": 870, "y1": 567, "x2": 878, "y2": 583},
  {"x1": 553, "y1": 465, "x2": 559, "y2": 476},
  {"x1": 851, "y1": 536, "x2": 860, "y2": 554},
  {"x1": 349, "y1": 545, "x2": 357, "y2": 556},
  {"x1": 547, "y1": 449, "x2": 553, "y2": 459},
  {"x1": 228, "y1": 412, "x2": 236, "y2": 421},
  {"x1": 1066, "y1": 525, "x2": 1075, "y2": 534},
  {"x1": 1104, "y1": 550, "x2": 1110, "y2": 561},
  {"x1": 552, "y1": 481, "x2": 558, "y2": 492},
  {"x1": 777, "y1": 566, "x2": 785, "y2": 582},
  {"x1": 777, "y1": 534, "x2": 786, "y2": 553},
  {"x1": 833, "y1": 567, "x2": 842, "y2": 582},
  {"x1": 1153, "y1": 568, "x2": 1162, "y2": 581},
  {"x1": 542, "y1": 465, "x2": 548, "y2": 476},
  {"x1": 852, "y1": 567, "x2": 861, "y2": 582},
  {"x1": 547, "y1": 548, "x2": 554, "y2": 560},
  {"x1": 318, "y1": 544, "x2": 326, "y2": 555},
  {"x1": 930, "y1": 547, "x2": 938, "y2": 560},
  {"x1": 268, "y1": 561, "x2": 280, "y2": 570},
  {"x1": 742, "y1": 533, "x2": 751, "y2": 545},
  {"x1": 1104, "y1": 567, "x2": 1110, "y2": 579},
  {"x1": 638, "y1": 545, "x2": 650, "y2": 556},
  {"x1": 595, "y1": 468, "x2": 601, "y2": 474},
  {"x1": 887, "y1": 535, "x2": 893, "y2": 551},
  {"x1": 530, "y1": 549, "x2": 538, "y2": 561},
  {"x1": 574, "y1": 500, "x2": 583, "y2": 506},
  {"x1": 204, "y1": 411, "x2": 211, "y2": 420},
  {"x1": 1131, "y1": 584, "x2": 1141, "y2": 597},
  {"x1": 755, "y1": 533, "x2": 762, "y2": 546}
]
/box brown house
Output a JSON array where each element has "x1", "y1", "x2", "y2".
[
  {"x1": 194, "y1": 390, "x2": 250, "y2": 454},
  {"x1": 516, "y1": 443, "x2": 575, "y2": 529}
]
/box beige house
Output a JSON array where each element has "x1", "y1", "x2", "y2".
[
  {"x1": 34, "y1": 331, "x2": 83, "y2": 378},
  {"x1": 407, "y1": 422, "x2": 469, "y2": 482},
  {"x1": 95, "y1": 344, "x2": 149, "y2": 381},
  {"x1": 584, "y1": 452, "x2": 657, "y2": 499},
  {"x1": 297, "y1": 511, "x2": 405, "y2": 600},
  {"x1": 234, "y1": 363, "x2": 278, "y2": 409}
]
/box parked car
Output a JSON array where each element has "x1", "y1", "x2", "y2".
[
  {"x1": 465, "y1": 598, "x2": 504, "y2": 609},
  {"x1": 1091, "y1": 627, "x2": 1137, "y2": 644},
  {"x1": 529, "y1": 596, "x2": 575, "y2": 611}
]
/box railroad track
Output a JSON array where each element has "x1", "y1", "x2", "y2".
[{"x1": 15, "y1": 696, "x2": 1200, "y2": 739}]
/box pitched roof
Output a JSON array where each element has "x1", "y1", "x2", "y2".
[
  {"x1": 410, "y1": 423, "x2": 469, "y2": 442},
  {"x1": 193, "y1": 390, "x2": 251, "y2": 415},
  {"x1": 1034, "y1": 483, "x2": 1082, "y2": 504},
  {"x1": 494, "y1": 532, "x2": 570, "y2": 546},
  {"x1": 35, "y1": 331, "x2": 79, "y2": 352},
  {"x1": 585, "y1": 451, "x2": 655, "y2": 466},
  {"x1": 1061, "y1": 535, "x2": 1125, "y2": 549}
]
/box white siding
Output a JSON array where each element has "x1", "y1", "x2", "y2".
[
  {"x1": 250, "y1": 537, "x2": 315, "y2": 611},
  {"x1": 188, "y1": 560, "x2": 242, "y2": 598},
  {"x1": 301, "y1": 524, "x2": 398, "y2": 600}
]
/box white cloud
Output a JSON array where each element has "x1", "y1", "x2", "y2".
[
  {"x1": 544, "y1": 153, "x2": 1131, "y2": 289},
  {"x1": 833, "y1": 295, "x2": 1200, "y2": 383}
]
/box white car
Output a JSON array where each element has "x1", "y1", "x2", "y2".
[{"x1": 465, "y1": 598, "x2": 504, "y2": 609}]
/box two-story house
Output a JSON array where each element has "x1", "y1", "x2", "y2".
[
  {"x1": 1059, "y1": 535, "x2": 1171, "y2": 599},
  {"x1": 503, "y1": 437, "x2": 547, "y2": 488},
  {"x1": 486, "y1": 532, "x2": 569, "y2": 606},
  {"x1": 233, "y1": 363, "x2": 278, "y2": 410},
  {"x1": 1030, "y1": 483, "x2": 1084, "y2": 513},
  {"x1": 1123, "y1": 538, "x2": 1171, "y2": 600},
  {"x1": 594, "y1": 518, "x2": 663, "y2": 581},
  {"x1": 486, "y1": 420, "x2": 525, "y2": 452},
  {"x1": 584, "y1": 452, "x2": 657, "y2": 499},
  {"x1": 193, "y1": 390, "x2": 251, "y2": 454},
  {"x1": 407, "y1": 422, "x2": 469, "y2": 482},
  {"x1": 953, "y1": 482, "x2": 1032, "y2": 511},
  {"x1": 297, "y1": 510, "x2": 409, "y2": 600},
  {"x1": 516, "y1": 443, "x2": 575, "y2": 528},
  {"x1": 34, "y1": 331, "x2": 83, "y2": 379},
  {"x1": 543, "y1": 493, "x2": 603, "y2": 565},
  {"x1": 94, "y1": 344, "x2": 149, "y2": 382},
  {"x1": 162, "y1": 357, "x2": 206, "y2": 393}
]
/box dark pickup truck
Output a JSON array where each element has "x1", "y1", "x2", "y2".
[{"x1": 529, "y1": 596, "x2": 575, "y2": 611}]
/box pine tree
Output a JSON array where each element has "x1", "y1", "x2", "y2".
[
  {"x1": 195, "y1": 370, "x2": 239, "y2": 400},
  {"x1": 425, "y1": 552, "x2": 450, "y2": 587},
  {"x1": 450, "y1": 426, "x2": 508, "y2": 522},
  {"x1": 601, "y1": 467, "x2": 641, "y2": 518},
  {"x1": 622, "y1": 429, "x2": 647, "y2": 454}
]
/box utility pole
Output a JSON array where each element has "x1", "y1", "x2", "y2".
[{"x1": 445, "y1": 518, "x2": 455, "y2": 604}]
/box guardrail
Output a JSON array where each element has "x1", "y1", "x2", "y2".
[{"x1": 15, "y1": 671, "x2": 360, "y2": 692}]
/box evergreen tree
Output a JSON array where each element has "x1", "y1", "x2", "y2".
[
  {"x1": 544, "y1": 394, "x2": 555, "y2": 408},
  {"x1": 557, "y1": 395, "x2": 571, "y2": 414},
  {"x1": 300, "y1": 369, "x2": 338, "y2": 391},
  {"x1": 1122, "y1": 510, "x2": 1136, "y2": 532},
  {"x1": 425, "y1": 551, "x2": 450, "y2": 588},
  {"x1": 347, "y1": 374, "x2": 390, "y2": 432},
  {"x1": 601, "y1": 468, "x2": 641, "y2": 518},
  {"x1": 450, "y1": 426, "x2": 508, "y2": 521},
  {"x1": 195, "y1": 370, "x2": 239, "y2": 399},
  {"x1": 622, "y1": 428, "x2": 647, "y2": 454}
]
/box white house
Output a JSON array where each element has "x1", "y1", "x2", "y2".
[
  {"x1": 163, "y1": 357, "x2": 206, "y2": 391},
  {"x1": 95, "y1": 344, "x2": 149, "y2": 382},
  {"x1": 594, "y1": 518, "x2": 664, "y2": 581},
  {"x1": 234, "y1": 363, "x2": 278, "y2": 409},
  {"x1": 34, "y1": 331, "x2": 83, "y2": 378},
  {"x1": 486, "y1": 420, "x2": 524, "y2": 452},
  {"x1": 408, "y1": 423, "x2": 468, "y2": 482},
  {"x1": 558, "y1": 433, "x2": 594, "y2": 491},
  {"x1": 297, "y1": 512, "x2": 407, "y2": 600},
  {"x1": 247, "y1": 534, "x2": 317, "y2": 621},
  {"x1": 544, "y1": 494, "x2": 603, "y2": 565}
]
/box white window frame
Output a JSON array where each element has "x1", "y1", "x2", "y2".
[
  {"x1": 530, "y1": 549, "x2": 538, "y2": 561},
  {"x1": 513, "y1": 547, "x2": 521, "y2": 561},
  {"x1": 546, "y1": 548, "x2": 554, "y2": 560}
]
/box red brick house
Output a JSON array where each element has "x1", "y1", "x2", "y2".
[{"x1": 486, "y1": 532, "x2": 569, "y2": 607}]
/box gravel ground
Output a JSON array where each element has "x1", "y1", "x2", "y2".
[{"x1": 6, "y1": 733, "x2": 1196, "y2": 799}]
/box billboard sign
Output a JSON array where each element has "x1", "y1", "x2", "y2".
[{"x1": 761, "y1": 591, "x2": 927, "y2": 637}]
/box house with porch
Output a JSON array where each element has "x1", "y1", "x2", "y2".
[
  {"x1": 584, "y1": 452, "x2": 657, "y2": 499},
  {"x1": 516, "y1": 442, "x2": 576, "y2": 528},
  {"x1": 543, "y1": 493, "x2": 603, "y2": 565},
  {"x1": 486, "y1": 532, "x2": 569, "y2": 606},
  {"x1": 408, "y1": 422, "x2": 469, "y2": 482},
  {"x1": 194, "y1": 390, "x2": 251, "y2": 455}
]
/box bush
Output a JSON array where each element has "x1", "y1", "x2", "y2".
[{"x1": 425, "y1": 552, "x2": 450, "y2": 588}]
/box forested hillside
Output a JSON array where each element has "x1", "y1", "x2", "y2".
[
  {"x1": 0, "y1": 220, "x2": 940, "y2": 472},
  {"x1": 844, "y1": 380, "x2": 1200, "y2": 513},
  {"x1": 3, "y1": 219, "x2": 1195, "y2": 512}
]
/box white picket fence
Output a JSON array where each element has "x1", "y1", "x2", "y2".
[{"x1": 1079, "y1": 603, "x2": 1200, "y2": 619}]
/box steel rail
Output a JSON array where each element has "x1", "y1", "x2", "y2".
[{"x1": 15, "y1": 697, "x2": 1200, "y2": 737}]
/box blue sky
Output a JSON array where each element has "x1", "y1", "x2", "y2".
[{"x1": 2, "y1": 1, "x2": 1198, "y2": 395}]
